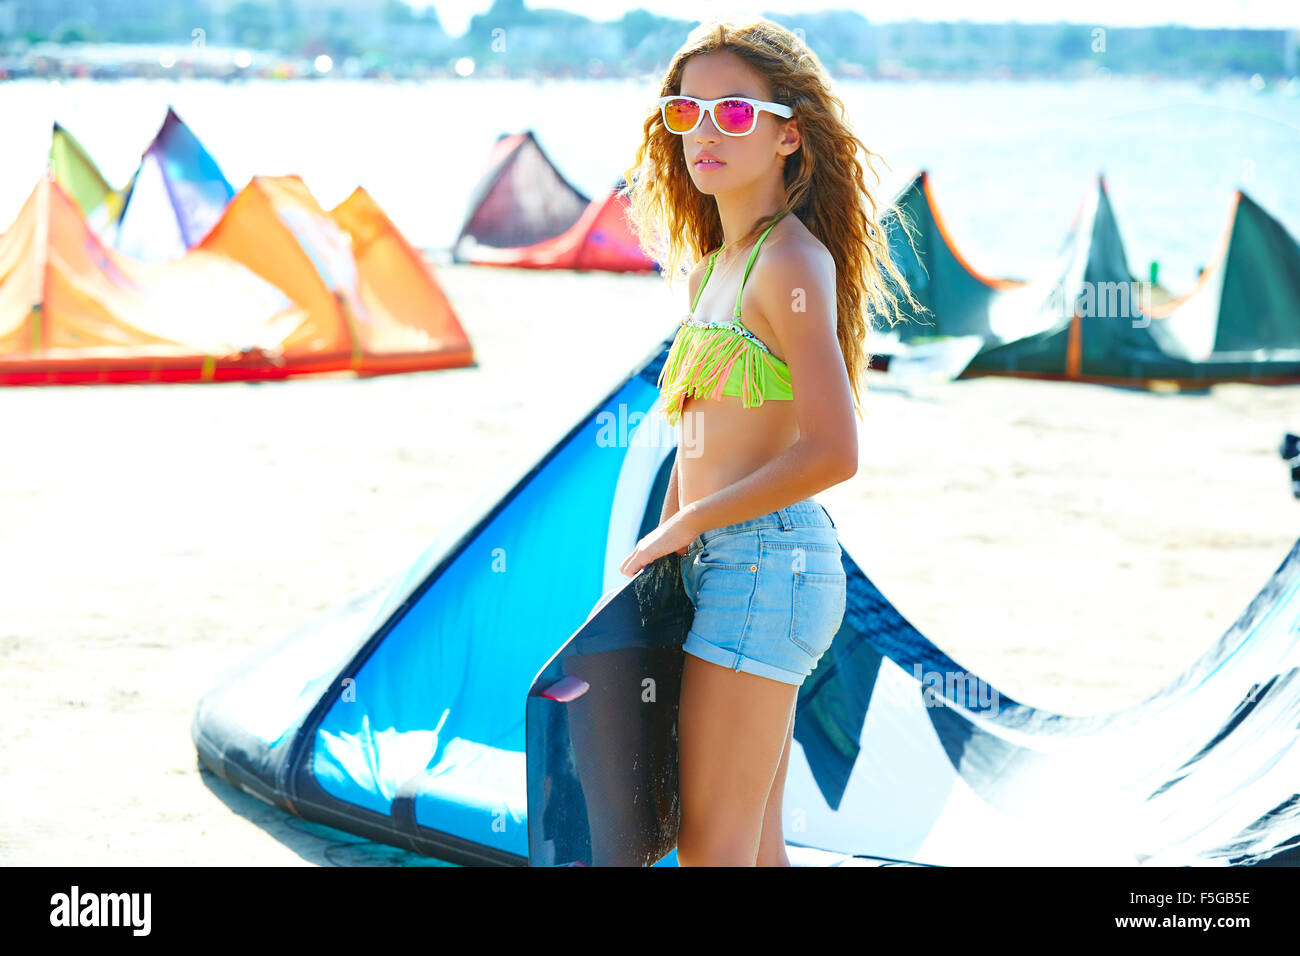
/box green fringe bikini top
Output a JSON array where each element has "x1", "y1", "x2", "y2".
[{"x1": 657, "y1": 212, "x2": 793, "y2": 426}]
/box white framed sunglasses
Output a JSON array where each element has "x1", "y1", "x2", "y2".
[{"x1": 658, "y1": 95, "x2": 793, "y2": 137}]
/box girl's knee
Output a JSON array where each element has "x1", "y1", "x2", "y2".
[
  {"x1": 676, "y1": 828, "x2": 759, "y2": 866},
  {"x1": 755, "y1": 846, "x2": 792, "y2": 866}
]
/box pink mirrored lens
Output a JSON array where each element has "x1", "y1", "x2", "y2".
[
  {"x1": 664, "y1": 98, "x2": 699, "y2": 132},
  {"x1": 714, "y1": 99, "x2": 756, "y2": 134}
]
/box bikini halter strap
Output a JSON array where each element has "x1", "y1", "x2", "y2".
[
  {"x1": 690, "y1": 211, "x2": 788, "y2": 317},
  {"x1": 733, "y1": 212, "x2": 786, "y2": 317}
]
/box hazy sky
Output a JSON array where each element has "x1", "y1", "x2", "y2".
[{"x1": 409, "y1": 1, "x2": 1300, "y2": 36}]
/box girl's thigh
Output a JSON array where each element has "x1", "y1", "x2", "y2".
[{"x1": 676, "y1": 652, "x2": 799, "y2": 847}]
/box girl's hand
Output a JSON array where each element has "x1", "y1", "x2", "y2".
[{"x1": 619, "y1": 510, "x2": 701, "y2": 577}]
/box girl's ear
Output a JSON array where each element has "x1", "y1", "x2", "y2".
[{"x1": 779, "y1": 119, "x2": 801, "y2": 155}]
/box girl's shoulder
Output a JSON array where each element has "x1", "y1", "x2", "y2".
[{"x1": 764, "y1": 215, "x2": 834, "y2": 273}]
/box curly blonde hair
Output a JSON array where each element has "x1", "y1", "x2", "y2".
[{"x1": 619, "y1": 15, "x2": 923, "y2": 419}]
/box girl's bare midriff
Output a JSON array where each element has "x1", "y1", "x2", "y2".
[
  {"x1": 673, "y1": 239, "x2": 801, "y2": 512},
  {"x1": 676, "y1": 391, "x2": 799, "y2": 510}
]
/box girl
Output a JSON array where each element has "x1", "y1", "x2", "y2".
[{"x1": 617, "y1": 16, "x2": 921, "y2": 866}]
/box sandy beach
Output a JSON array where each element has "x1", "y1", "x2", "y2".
[{"x1": 1, "y1": 262, "x2": 1296, "y2": 865}]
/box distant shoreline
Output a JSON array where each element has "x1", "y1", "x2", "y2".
[{"x1": 2, "y1": 13, "x2": 1298, "y2": 84}]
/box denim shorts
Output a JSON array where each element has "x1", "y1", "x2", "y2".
[{"x1": 679, "y1": 498, "x2": 847, "y2": 686}]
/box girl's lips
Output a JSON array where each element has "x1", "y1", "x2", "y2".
[{"x1": 694, "y1": 158, "x2": 725, "y2": 169}]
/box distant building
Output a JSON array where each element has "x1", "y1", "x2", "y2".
[{"x1": 0, "y1": 0, "x2": 190, "y2": 41}]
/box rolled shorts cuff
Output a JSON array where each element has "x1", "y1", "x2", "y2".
[{"x1": 682, "y1": 631, "x2": 806, "y2": 686}]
